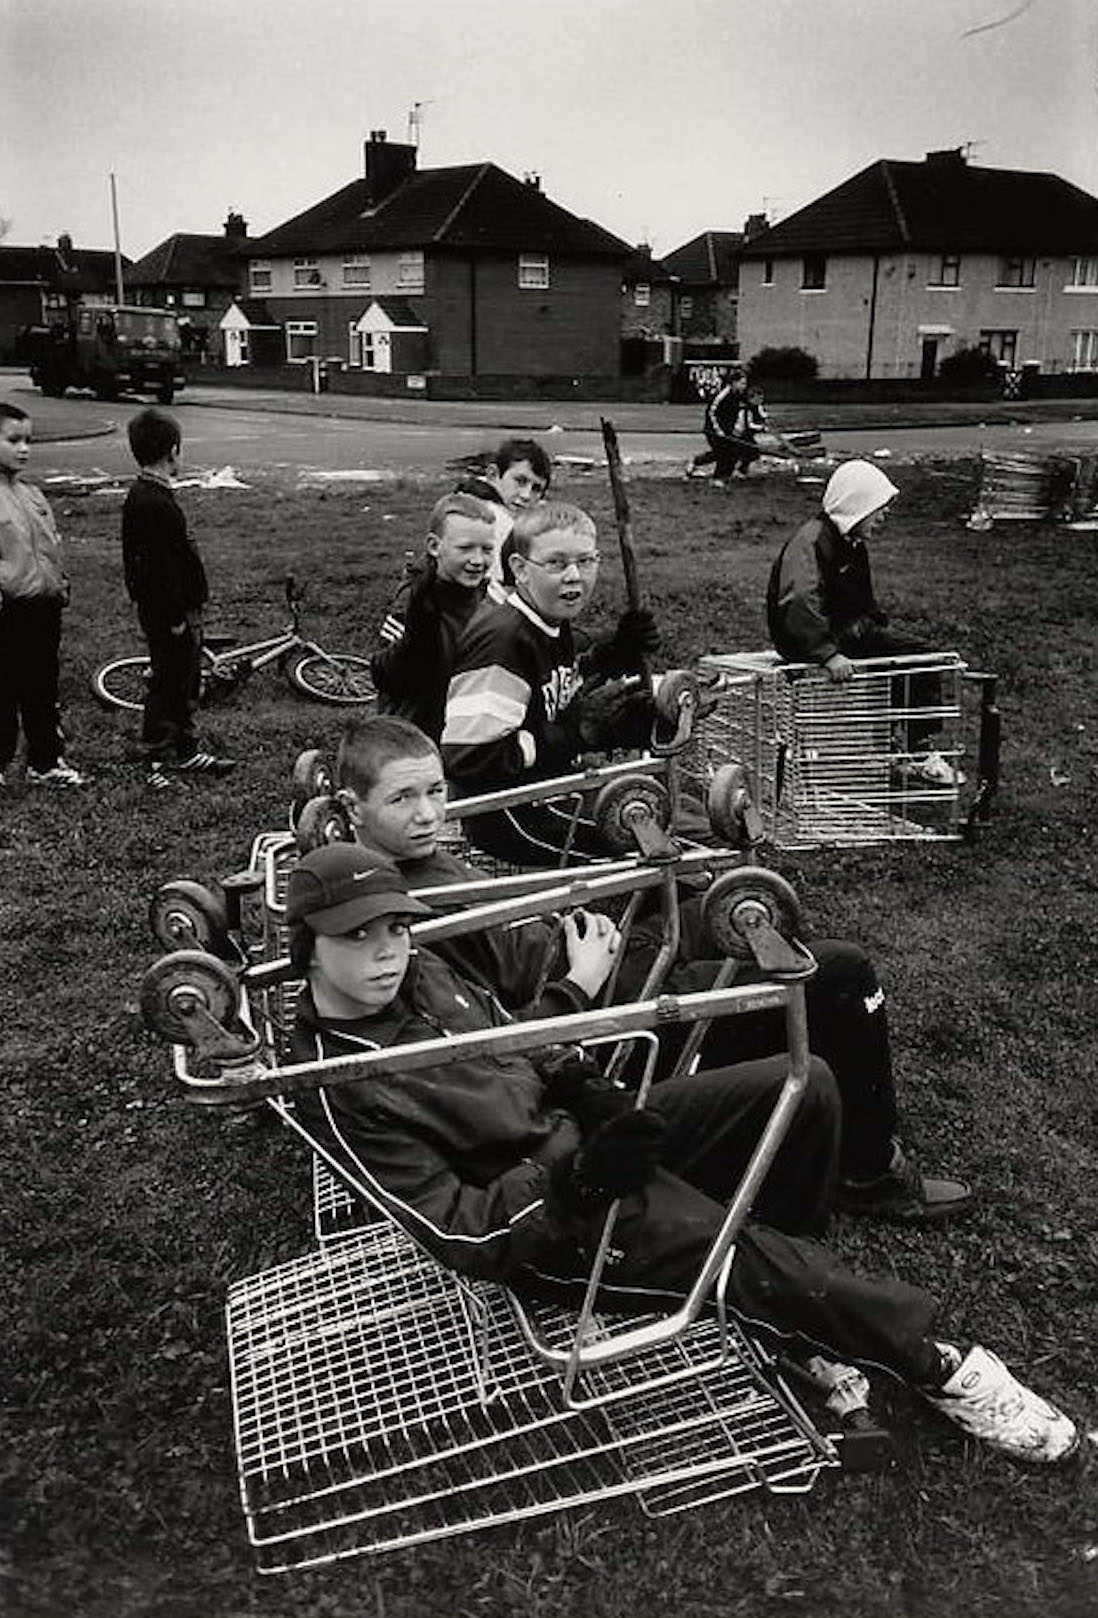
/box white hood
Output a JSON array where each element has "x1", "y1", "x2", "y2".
[{"x1": 823, "y1": 460, "x2": 899, "y2": 536}]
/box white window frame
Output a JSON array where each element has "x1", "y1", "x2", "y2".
[
  {"x1": 397, "y1": 251, "x2": 425, "y2": 292},
  {"x1": 293, "y1": 257, "x2": 322, "y2": 290},
  {"x1": 518, "y1": 253, "x2": 550, "y2": 290},
  {"x1": 181, "y1": 289, "x2": 206, "y2": 308},
  {"x1": 801, "y1": 254, "x2": 827, "y2": 291},
  {"x1": 249, "y1": 259, "x2": 272, "y2": 293},
  {"x1": 1067, "y1": 257, "x2": 1098, "y2": 290},
  {"x1": 633, "y1": 282, "x2": 651, "y2": 308},
  {"x1": 995, "y1": 256, "x2": 1036, "y2": 289},
  {"x1": 1070, "y1": 329, "x2": 1098, "y2": 370},
  {"x1": 761, "y1": 259, "x2": 774, "y2": 286},
  {"x1": 285, "y1": 320, "x2": 318, "y2": 362},
  {"x1": 680, "y1": 294, "x2": 694, "y2": 319},
  {"x1": 928, "y1": 254, "x2": 961, "y2": 288},
  {"x1": 348, "y1": 325, "x2": 363, "y2": 369},
  {"x1": 979, "y1": 328, "x2": 1018, "y2": 366},
  {"x1": 342, "y1": 255, "x2": 371, "y2": 289}
]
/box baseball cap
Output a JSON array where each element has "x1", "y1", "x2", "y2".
[{"x1": 285, "y1": 843, "x2": 432, "y2": 935}]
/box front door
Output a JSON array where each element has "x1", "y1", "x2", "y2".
[{"x1": 920, "y1": 337, "x2": 939, "y2": 380}]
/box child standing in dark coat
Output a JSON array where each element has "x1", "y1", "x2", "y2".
[{"x1": 121, "y1": 409, "x2": 234, "y2": 789}]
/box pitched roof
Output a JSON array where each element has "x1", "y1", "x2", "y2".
[
  {"x1": 621, "y1": 246, "x2": 673, "y2": 284},
  {"x1": 368, "y1": 297, "x2": 427, "y2": 328},
  {"x1": 127, "y1": 233, "x2": 247, "y2": 289},
  {"x1": 662, "y1": 231, "x2": 745, "y2": 285},
  {"x1": 0, "y1": 243, "x2": 127, "y2": 291},
  {"x1": 741, "y1": 158, "x2": 1098, "y2": 257},
  {"x1": 228, "y1": 298, "x2": 280, "y2": 327},
  {"x1": 251, "y1": 163, "x2": 630, "y2": 258}
]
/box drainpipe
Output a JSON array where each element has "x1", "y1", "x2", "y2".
[
  {"x1": 865, "y1": 255, "x2": 880, "y2": 380},
  {"x1": 468, "y1": 256, "x2": 478, "y2": 377}
]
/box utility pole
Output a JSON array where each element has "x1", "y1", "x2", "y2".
[{"x1": 109, "y1": 172, "x2": 125, "y2": 304}]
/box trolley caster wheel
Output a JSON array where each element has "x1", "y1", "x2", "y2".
[
  {"x1": 707, "y1": 762, "x2": 763, "y2": 846},
  {"x1": 139, "y1": 949, "x2": 239, "y2": 1044},
  {"x1": 652, "y1": 669, "x2": 700, "y2": 753},
  {"x1": 592, "y1": 774, "x2": 672, "y2": 855},
  {"x1": 149, "y1": 879, "x2": 231, "y2": 955},
  {"x1": 291, "y1": 748, "x2": 334, "y2": 822},
  {"x1": 295, "y1": 793, "x2": 353, "y2": 852},
  {"x1": 701, "y1": 867, "x2": 803, "y2": 959}
]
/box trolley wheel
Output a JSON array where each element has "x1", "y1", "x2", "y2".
[
  {"x1": 591, "y1": 773, "x2": 671, "y2": 855},
  {"x1": 284, "y1": 650, "x2": 376, "y2": 706},
  {"x1": 707, "y1": 762, "x2": 754, "y2": 844},
  {"x1": 653, "y1": 668, "x2": 699, "y2": 725},
  {"x1": 139, "y1": 949, "x2": 239, "y2": 1043},
  {"x1": 701, "y1": 867, "x2": 803, "y2": 959},
  {"x1": 148, "y1": 879, "x2": 231, "y2": 954},
  {"x1": 291, "y1": 748, "x2": 334, "y2": 819},
  {"x1": 295, "y1": 793, "x2": 353, "y2": 852}
]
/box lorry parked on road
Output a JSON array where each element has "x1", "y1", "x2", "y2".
[{"x1": 21, "y1": 304, "x2": 184, "y2": 404}]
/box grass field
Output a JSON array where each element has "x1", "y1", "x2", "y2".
[{"x1": 2, "y1": 457, "x2": 1097, "y2": 1618}]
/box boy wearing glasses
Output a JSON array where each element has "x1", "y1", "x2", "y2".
[{"x1": 441, "y1": 501, "x2": 660, "y2": 864}]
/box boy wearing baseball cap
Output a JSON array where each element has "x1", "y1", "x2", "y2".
[{"x1": 282, "y1": 842, "x2": 1077, "y2": 1466}]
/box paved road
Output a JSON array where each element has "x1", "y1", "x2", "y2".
[{"x1": 10, "y1": 378, "x2": 1098, "y2": 483}]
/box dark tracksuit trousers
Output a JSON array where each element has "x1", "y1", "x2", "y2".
[
  {"x1": 138, "y1": 605, "x2": 202, "y2": 762},
  {"x1": 0, "y1": 593, "x2": 65, "y2": 772},
  {"x1": 836, "y1": 625, "x2": 943, "y2": 752}
]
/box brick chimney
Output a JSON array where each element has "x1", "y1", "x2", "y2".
[
  {"x1": 223, "y1": 210, "x2": 248, "y2": 239},
  {"x1": 363, "y1": 130, "x2": 417, "y2": 208},
  {"x1": 925, "y1": 147, "x2": 966, "y2": 167},
  {"x1": 743, "y1": 212, "x2": 769, "y2": 241}
]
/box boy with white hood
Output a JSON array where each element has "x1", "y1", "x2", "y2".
[{"x1": 767, "y1": 460, "x2": 958, "y2": 786}]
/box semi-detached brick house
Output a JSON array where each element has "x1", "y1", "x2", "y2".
[
  {"x1": 235, "y1": 131, "x2": 631, "y2": 382},
  {"x1": 738, "y1": 149, "x2": 1098, "y2": 379}
]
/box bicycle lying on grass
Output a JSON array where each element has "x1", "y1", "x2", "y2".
[{"x1": 92, "y1": 577, "x2": 376, "y2": 712}]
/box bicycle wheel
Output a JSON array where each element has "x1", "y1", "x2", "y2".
[
  {"x1": 284, "y1": 649, "x2": 376, "y2": 706},
  {"x1": 92, "y1": 655, "x2": 151, "y2": 712}
]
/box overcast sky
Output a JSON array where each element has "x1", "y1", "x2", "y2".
[{"x1": 4, "y1": 0, "x2": 1097, "y2": 261}]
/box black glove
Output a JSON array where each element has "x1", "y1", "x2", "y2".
[
  {"x1": 550, "y1": 1108, "x2": 667, "y2": 1215},
  {"x1": 586, "y1": 607, "x2": 662, "y2": 677},
  {"x1": 539, "y1": 1051, "x2": 634, "y2": 1130},
  {"x1": 574, "y1": 677, "x2": 654, "y2": 752}
]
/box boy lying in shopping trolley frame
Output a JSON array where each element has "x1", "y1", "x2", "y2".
[{"x1": 140, "y1": 754, "x2": 1077, "y2": 1571}]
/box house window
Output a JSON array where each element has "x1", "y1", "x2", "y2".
[
  {"x1": 518, "y1": 253, "x2": 550, "y2": 290},
  {"x1": 342, "y1": 255, "x2": 371, "y2": 288},
  {"x1": 181, "y1": 289, "x2": 206, "y2": 308},
  {"x1": 801, "y1": 254, "x2": 827, "y2": 290},
  {"x1": 996, "y1": 256, "x2": 1036, "y2": 288},
  {"x1": 348, "y1": 326, "x2": 363, "y2": 368},
  {"x1": 1068, "y1": 257, "x2": 1098, "y2": 288},
  {"x1": 285, "y1": 320, "x2": 318, "y2": 362},
  {"x1": 361, "y1": 333, "x2": 378, "y2": 370},
  {"x1": 680, "y1": 295, "x2": 694, "y2": 319},
  {"x1": 979, "y1": 329, "x2": 1018, "y2": 366},
  {"x1": 762, "y1": 259, "x2": 774, "y2": 286},
  {"x1": 398, "y1": 251, "x2": 425, "y2": 292},
  {"x1": 633, "y1": 282, "x2": 651, "y2": 308},
  {"x1": 928, "y1": 254, "x2": 961, "y2": 287},
  {"x1": 1070, "y1": 330, "x2": 1098, "y2": 370},
  {"x1": 293, "y1": 257, "x2": 322, "y2": 289},
  {"x1": 249, "y1": 260, "x2": 272, "y2": 293}
]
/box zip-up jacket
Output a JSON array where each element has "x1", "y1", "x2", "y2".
[
  {"x1": 0, "y1": 478, "x2": 67, "y2": 601},
  {"x1": 766, "y1": 513, "x2": 886, "y2": 665},
  {"x1": 121, "y1": 473, "x2": 208, "y2": 626},
  {"x1": 371, "y1": 563, "x2": 486, "y2": 740},
  {"x1": 290, "y1": 950, "x2": 585, "y2": 1282}
]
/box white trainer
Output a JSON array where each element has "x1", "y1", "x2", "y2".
[
  {"x1": 26, "y1": 758, "x2": 90, "y2": 787},
  {"x1": 924, "y1": 1345, "x2": 1078, "y2": 1463},
  {"x1": 900, "y1": 750, "x2": 967, "y2": 788}
]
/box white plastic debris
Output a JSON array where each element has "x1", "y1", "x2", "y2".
[
  {"x1": 175, "y1": 465, "x2": 250, "y2": 490},
  {"x1": 298, "y1": 468, "x2": 394, "y2": 486},
  {"x1": 966, "y1": 509, "x2": 994, "y2": 531},
  {"x1": 873, "y1": 448, "x2": 892, "y2": 459}
]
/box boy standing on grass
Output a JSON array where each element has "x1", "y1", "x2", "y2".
[
  {"x1": 285, "y1": 841, "x2": 1077, "y2": 1467},
  {"x1": 371, "y1": 493, "x2": 499, "y2": 741},
  {"x1": 0, "y1": 401, "x2": 88, "y2": 788},
  {"x1": 121, "y1": 408, "x2": 234, "y2": 791}
]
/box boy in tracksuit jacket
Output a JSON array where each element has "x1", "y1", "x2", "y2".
[
  {"x1": 0, "y1": 402, "x2": 88, "y2": 787},
  {"x1": 121, "y1": 408, "x2": 234, "y2": 788},
  {"x1": 333, "y1": 712, "x2": 972, "y2": 1225},
  {"x1": 283, "y1": 841, "x2": 1078, "y2": 1466},
  {"x1": 441, "y1": 500, "x2": 660, "y2": 865},
  {"x1": 371, "y1": 493, "x2": 498, "y2": 741}
]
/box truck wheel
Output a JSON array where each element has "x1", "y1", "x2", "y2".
[
  {"x1": 40, "y1": 372, "x2": 64, "y2": 398},
  {"x1": 157, "y1": 381, "x2": 175, "y2": 405},
  {"x1": 94, "y1": 377, "x2": 119, "y2": 402}
]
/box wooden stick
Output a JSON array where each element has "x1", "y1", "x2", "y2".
[{"x1": 600, "y1": 417, "x2": 642, "y2": 611}]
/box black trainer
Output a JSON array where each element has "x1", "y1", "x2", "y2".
[
  {"x1": 174, "y1": 750, "x2": 236, "y2": 776},
  {"x1": 837, "y1": 1146, "x2": 973, "y2": 1224}
]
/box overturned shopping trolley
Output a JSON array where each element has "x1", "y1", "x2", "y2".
[
  {"x1": 690, "y1": 650, "x2": 1000, "y2": 850},
  {"x1": 140, "y1": 867, "x2": 854, "y2": 1571}
]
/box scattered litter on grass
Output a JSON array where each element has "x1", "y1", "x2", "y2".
[
  {"x1": 548, "y1": 424, "x2": 564, "y2": 433},
  {"x1": 873, "y1": 448, "x2": 893, "y2": 458},
  {"x1": 1050, "y1": 766, "x2": 1071, "y2": 788},
  {"x1": 92, "y1": 486, "x2": 128, "y2": 498},
  {"x1": 382, "y1": 513, "x2": 396, "y2": 521},
  {"x1": 360, "y1": 505, "x2": 371, "y2": 512},
  {"x1": 175, "y1": 465, "x2": 250, "y2": 490},
  {"x1": 554, "y1": 455, "x2": 597, "y2": 469},
  {"x1": 298, "y1": 469, "x2": 395, "y2": 486},
  {"x1": 797, "y1": 475, "x2": 826, "y2": 486},
  {"x1": 966, "y1": 509, "x2": 994, "y2": 531},
  {"x1": 44, "y1": 472, "x2": 118, "y2": 487},
  {"x1": 1081, "y1": 1542, "x2": 1098, "y2": 1563}
]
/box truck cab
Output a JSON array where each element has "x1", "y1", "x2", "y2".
[{"x1": 28, "y1": 304, "x2": 184, "y2": 404}]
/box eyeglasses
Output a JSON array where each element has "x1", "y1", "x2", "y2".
[{"x1": 522, "y1": 552, "x2": 601, "y2": 576}]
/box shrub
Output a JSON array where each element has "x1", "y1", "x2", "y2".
[
  {"x1": 747, "y1": 345, "x2": 818, "y2": 384},
  {"x1": 937, "y1": 344, "x2": 1000, "y2": 382}
]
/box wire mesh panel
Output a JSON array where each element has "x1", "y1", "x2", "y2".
[
  {"x1": 692, "y1": 651, "x2": 968, "y2": 848},
  {"x1": 227, "y1": 1227, "x2": 835, "y2": 1571}
]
